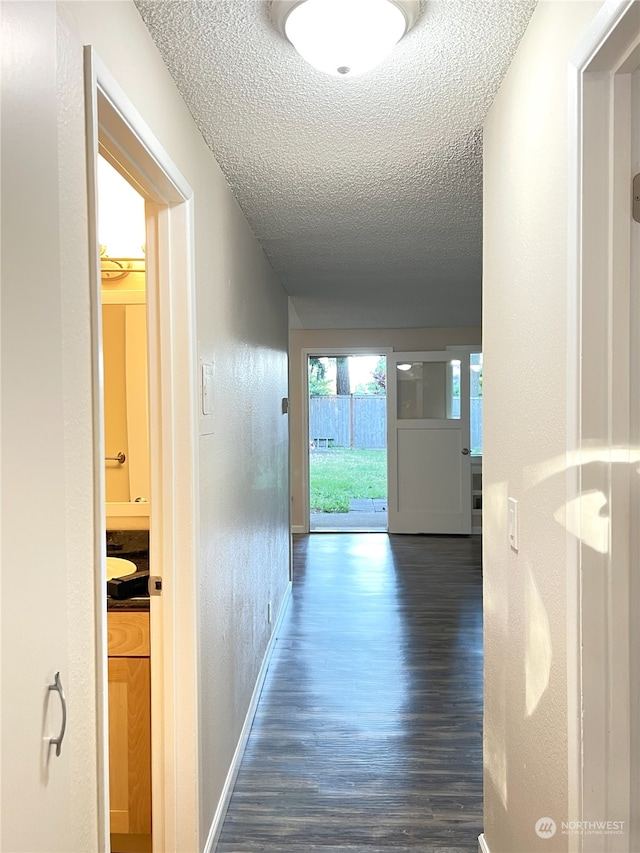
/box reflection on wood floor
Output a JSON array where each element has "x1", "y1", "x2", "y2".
[{"x1": 217, "y1": 533, "x2": 483, "y2": 853}]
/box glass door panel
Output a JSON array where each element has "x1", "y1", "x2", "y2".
[{"x1": 396, "y1": 359, "x2": 461, "y2": 420}]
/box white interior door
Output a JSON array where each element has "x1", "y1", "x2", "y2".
[
  {"x1": 1, "y1": 5, "x2": 101, "y2": 851},
  {"x1": 387, "y1": 351, "x2": 471, "y2": 534}
]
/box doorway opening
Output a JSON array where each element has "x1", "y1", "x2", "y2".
[
  {"x1": 308, "y1": 354, "x2": 388, "y2": 532},
  {"x1": 97, "y1": 155, "x2": 153, "y2": 852}
]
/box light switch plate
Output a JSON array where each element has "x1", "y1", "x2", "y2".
[
  {"x1": 508, "y1": 497, "x2": 519, "y2": 551},
  {"x1": 202, "y1": 361, "x2": 215, "y2": 415},
  {"x1": 199, "y1": 356, "x2": 216, "y2": 435}
]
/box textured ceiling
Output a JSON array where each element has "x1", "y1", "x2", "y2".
[{"x1": 135, "y1": 0, "x2": 536, "y2": 329}]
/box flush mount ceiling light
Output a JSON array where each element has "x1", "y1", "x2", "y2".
[{"x1": 271, "y1": 0, "x2": 421, "y2": 78}]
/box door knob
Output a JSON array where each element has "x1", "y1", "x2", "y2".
[{"x1": 461, "y1": 448, "x2": 470, "y2": 455}]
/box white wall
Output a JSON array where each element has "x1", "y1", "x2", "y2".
[
  {"x1": 2, "y1": 2, "x2": 290, "y2": 849},
  {"x1": 482, "y1": 3, "x2": 602, "y2": 851},
  {"x1": 289, "y1": 327, "x2": 481, "y2": 530}
]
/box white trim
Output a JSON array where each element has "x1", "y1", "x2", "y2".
[
  {"x1": 300, "y1": 348, "x2": 311, "y2": 532},
  {"x1": 146, "y1": 197, "x2": 200, "y2": 853},
  {"x1": 302, "y1": 347, "x2": 393, "y2": 533},
  {"x1": 446, "y1": 344, "x2": 482, "y2": 353},
  {"x1": 202, "y1": 583, "x2": 293, "y2": 853},
  {"x1": 567, "y1": 3, "x2": 640, "y2": 850},
  {"x1": 83, "y1": 48, "x2": 110, "y2": 853},
  {"x1": 84, "y1": 48, "x2": 200, "y2": 853},
  {"x1": 570, "y1": 0, "x2": 640, "y2": 73},
  {"x1": 478, "y1": 833, "x2": 490, "y2": 853},
  {"x1": 105, "y1": 502, "x2": 150, "y2": 518}
]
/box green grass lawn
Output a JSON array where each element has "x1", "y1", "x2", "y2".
[{"x1": 310, "y1": 448, "x2": 387, "y2": 513}]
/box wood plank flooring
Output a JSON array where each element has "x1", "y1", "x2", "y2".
[{"x1": 216, "y1": 533, "x2": 483, "y2": 853}]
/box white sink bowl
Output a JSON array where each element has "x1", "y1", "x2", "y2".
[{"x1": 106, "y1": 556, "x2": 137, "y2": 580}]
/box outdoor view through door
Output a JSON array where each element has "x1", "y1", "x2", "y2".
[{"x1": 308, "y1": 355, "x2": 387, "y2": 532}]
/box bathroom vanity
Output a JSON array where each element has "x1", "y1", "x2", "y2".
[
  {"x1": 108, "y1": 604, "x2": 152, "y2": 853},
  {"x1": 106, "y1": 535, "x2": 152, "y2": 853}
]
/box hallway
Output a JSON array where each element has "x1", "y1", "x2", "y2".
[{"x1": 217, "y1": 533, "x2": 483, "y2": 853}]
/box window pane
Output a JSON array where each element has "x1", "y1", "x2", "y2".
[
  {"x1": 396, "y1": 360, "x2": 460, "y2": 420},
  {"x1": 470, "y1": 352, "x2": 483, "y2": 455}
]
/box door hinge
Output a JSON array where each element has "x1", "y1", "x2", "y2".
[
  {"x1": 634, "y1": 173, "x2": 640, "y2": 223},
  {"x1": 148, "y1": 576, "x2": 163, "y2": 596}
]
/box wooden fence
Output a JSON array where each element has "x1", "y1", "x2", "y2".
[
  {"x1": 309, "y1": 394, "x2": 484, "y2": 453},
  {"x1": 309, "y1": 395, "x2": 386, "y2": 449}
]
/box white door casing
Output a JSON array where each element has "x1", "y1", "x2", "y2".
[
  {"x1": 631, "y1": 63, "x2": 640, "y2": 851},
  {"x1": 568, "y1": 3, "x2": 640, "y2": 851},
  {"x1": 387, "y1": 351, "x2": 471, "y2": 534},
  {"x1": 85, "y1": 50, "x2": 200, "y2": 853}
]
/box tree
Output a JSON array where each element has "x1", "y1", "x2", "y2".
[
  {"x1": 308, "y1": 357, "x2": 331, "y2": 395},
  {"x1": 336, "y1": 357, "x2": 350, "y2": 396},
  {"x1": 370, "y1": 356, "x2": 386, "y2": 394},
  {"x1": 353, "y1": 357, "x2": 386, "y2": 396}
]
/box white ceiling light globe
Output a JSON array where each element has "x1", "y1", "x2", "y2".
[{"x1": 284, "y1": 0, "x2": 409, "y2": 77}]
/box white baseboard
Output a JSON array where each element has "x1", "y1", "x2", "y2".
[
  {"x1": 478, "y1": 832, "x2": 490, "y2": 853},
  {"x1": 203, "y1": 581, "x2": 293, "y2": 852},
  {"x1": 291, "y1": 524, "x2": 306, "y2": 534}
]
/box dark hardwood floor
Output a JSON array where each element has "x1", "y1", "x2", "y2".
[{"x1": 216, "y1": 533, "x2": 483, "y2": 853}]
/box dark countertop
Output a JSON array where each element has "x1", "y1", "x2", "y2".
[
  {"x1": 107, "y1": 597, "x2": 150, "y2": 611},
  {"x1": 106, "y1": 546, "x2": 150, "y2": 610}
]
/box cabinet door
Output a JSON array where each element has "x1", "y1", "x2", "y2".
[{"x1": 108, "y1": 657, "x2": 152, "y2": 835}]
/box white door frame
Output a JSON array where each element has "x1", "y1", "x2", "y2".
[
  {"x1": 84, "y1": 49, "x2": 200, "y2": 853},
  {"x1": 299, "y1": 347, "x2": 392, "y2": 533},
  {"x1": 568, "y1": 3, "x2": 640, "y2": 850}
]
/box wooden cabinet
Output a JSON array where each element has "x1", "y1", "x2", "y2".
[{"x1": 108, "y1": 611, "x2": 151, "y2": 853}]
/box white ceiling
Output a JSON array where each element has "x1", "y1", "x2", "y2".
[{"x1": 134, "y1": 0, "x2": 536, "y2": 329}]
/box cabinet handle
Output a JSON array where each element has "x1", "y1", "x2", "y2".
[
  {"x1": 461, "y1": 448, "x2": 470, "y2": 455},
  {"x1": 48, "y1": 672, "x2": 67, "y2": 757}
]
